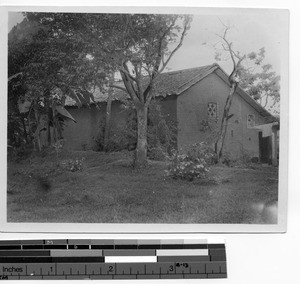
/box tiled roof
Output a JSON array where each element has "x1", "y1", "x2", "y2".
[
  {"x1": 152, "y1": 63, "x2": 219, "y2": 97},
  {"x1": 65, "y1": 64, "x2": 218, "y2": 106},
  {"x1": 109, "y1": 63, "x2": 219, "y2": 100},
  {"x1": 84, "y1": 63, "x2": 218, "y2": 103},
  {"x1": 64, "y1": 81, "x2": 128, "y2": 106},
  {"x1": 64, "y1": 63, "x2": 274, "y2": 120}
]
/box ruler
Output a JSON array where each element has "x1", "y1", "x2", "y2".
[{"x1": 0, "y1": 239, "x2": 227, "y2": 279}]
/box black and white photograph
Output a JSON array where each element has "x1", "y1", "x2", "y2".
[{"x1": 2, "y1": 6, "x2": 288, "y2": 232}]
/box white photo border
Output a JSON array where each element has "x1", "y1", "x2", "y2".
[{"x1": 0, "y1": 4, "x2": 289, "y2": 233}]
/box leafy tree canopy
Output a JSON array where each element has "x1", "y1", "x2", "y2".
[
  {"x1": 238, "y1": 48, "x2": 280, "y2": 114},
  {"x1": 214, "y1": 34, "x2": 280, "y2": 115},
  {"x1": 23, "y1": 13, "x2": 192, "y2": 105}
]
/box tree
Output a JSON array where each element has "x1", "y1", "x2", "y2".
[
  {"x1": 24, "y1": 13, "x2": 192, "y2": 167},
  {"x1": 111, "y1": 14, "x2": 192, "y2": 167},
  {"x1": 8, "y1": 16, "x2": 106, "y2": 151},
  {"x1": 213, "y1": 24, "x2": 280, "y2": 161},
  {"x1": 238, "y1": 48, "x2": 280, "y2": 115},
  {"x1": 214, "y1": 25, "x2": 246, "y2": 162},
  {"x1": 8, "y1": 18, "x2": 50, "y2": 150},
  {"x1": 103, "y1": 75, "x2": 114, "y2": 152}
]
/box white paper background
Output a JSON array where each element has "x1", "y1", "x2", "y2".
[{"x1": 0, "y1": 0, "x2": 299, "y2": 283}]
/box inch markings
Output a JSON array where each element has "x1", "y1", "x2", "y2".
[{"x1": 0, "y1": 239, "x2": 227, "y2": 279}]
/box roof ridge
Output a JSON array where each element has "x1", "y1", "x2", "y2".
[
  {"x1": 162, "y1": 63, "x2": 218, "y2": 75},
  {"x1": 176, "y1": 64, "x2": 219, "y2": 92},
  {"x1": 155, "y1": 63, "x2": 219, "y2": 95}
]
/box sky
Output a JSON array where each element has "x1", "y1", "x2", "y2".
[
  {"x1": 8, "y1": 9, "x2": 288, "y2": 77},
  {"x1": 166, "y1": 10, "x2": 287, "y2": 75}
]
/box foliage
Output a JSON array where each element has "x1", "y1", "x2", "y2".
[
  {"x1": 221, "y1": 150, "x2": 259, "y2": 169},
  {"x1": 110, "y1": 14, "x2": 192, "y2": 167},
  {"x1": 165, "y1": 143, "x2": 213, "y2": 181},
  {"x1": 212, "y1": 23, "x2": 281, "y2": 162},
  {"x1": 238, "y1": 48, "x2": 280, "y2": 114},
  {"x1": 218, "y1": 151, "x2": 230, "y2": 166},
  {"x1": 61, "y1": 158, "x2": 85, "y2": 172},
  {"x1": 8, "y1": 16, "x2": 107, "y2": 153},
  {"x1": 9, "y1": 13, "x2": 192, "y2": 167},
  {"x1": 147, "y1": 100, "x2": 177, "y2": 160},
  {"x1": 53, "y1": 139, "x2": 65, "y2": 163},
  {"x1": 7, "y1": 144, "x2": 33, "y2": 162},
  {"x1": 94, "y1": 106, "x2": 136, "y2": 152},
  {"x1": 95, "y1": 99, "x2": 176, "y2": 158},
  {"x1": 165, "y1": 151, "x2": 210, "y2": 181},
  {"x1": 186, "y1": 142, "x2": 217, "y2": 165},
  {"x1": 214, "y1": 28, "x2": 280, "y2": 115},
  {"x1": 147, "y1": 146, "x2": 168, "y2": 161},
  {"x1": 213, "y1": 24, "x2": 246, "y2": 162},
  {"x1": 213, "y1": 24, "x2": 280, "y2": 163},
  {"x1": 236, "y1": 151, "x2": 260, "y2": 169},
  {"x1": 7, "y1": 112, "x2": 28, "y2": 149}
]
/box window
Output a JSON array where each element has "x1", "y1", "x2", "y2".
[
  {"x1": 207, "y1": 102, "x2": 217, "y2": 119},
  {"x1": 247, "y1": 114, "x2": 255, "y2": 128}
]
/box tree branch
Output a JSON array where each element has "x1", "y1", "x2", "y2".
[
  {"x1": 143, "y1": 16, "x2": 191, "y2": 101},
  {"x1": 216, "y1": 24, "x2": 246, "y2": 82},
  {"x1": 119, "y1": 66, "x2": 137, "y2": 82},
  {"x1": 134, "y1": 63, "x2": 144, "y2": 104},
  {"x1": 109, "y1": 84, "x2": 127, "y2": 92},
  {"x1": 158, "y1": 17, "x2": 191, "y2": 74},
  {"x1": 119, "y1": 63, "x2": 140, "y2": 106},
  {"x1": 263, "y1": 93, "x2": 270, "y2": 108},
  {"x1": 145, "y1": 88, "x2": 154, "y2": 106}
]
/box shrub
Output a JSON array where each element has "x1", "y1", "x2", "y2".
[
  {"x1": 237, "y1": 151, "x2": 258, "y2": 169},
  {"x1": 94, "y1": 99, "x2": 176, "y2": 157},
  {"x1": 221, "y1": 150, "x2": 259, "y2": 168},
  {"x1": 221, "y1": 151, "x2": 233, "y2": 166},
  {"x1": 240, "y1": 151, "x2": 252, "y2": 166},
  {"x1": 61, "y1": 158, "x2": 85, "y2": 172},
  {"x1": 165, "y1": 145, "x2": 211, "y2": 181},
  {"x1": 251, "y1": 157, "x2": 259, "y2": 163},
  {"x1": 7, "y1": 144, "x2": 33, "y2": 162},
  {"x1": 148, "y1": 146, "x2": 168, "y2": 161},
  {"x1": 186, "y1": 142, "x2": 217, "y2": 165},
  {"x1": 147, "y1": 101, "x2": 177, "y2": 159},
  {"x1": 94, "y1": 109, "x2": 136, "y2": 152}
]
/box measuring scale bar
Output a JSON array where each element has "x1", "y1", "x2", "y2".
[
  {"x1": 1, "y1": 261, "x2": 227, "y2": 280},
  {"x1": 0, "y1": 239, "x2": 227, "y2": 280}
]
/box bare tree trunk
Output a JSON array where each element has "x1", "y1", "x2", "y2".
[
  {"x1": 21, "y1": 116, "x2": 28, "y2": 144},
  {"x1": 52, "y1": 113, "x2": 57, "y2": 143},
  {"x1": 47, "y1": 112, "x2": 51, "y2": 146},
  {"x1": 103, "y1": 87, "x2": 113, "y2": 152},
  {"x1": 34, "y1": 107, "x2": 42, "y2": 152},
  {"x1": 52, "y1": 102, "x2": 58, "y2": 143},
  {"x1": 214, "y1": 24, "x2": 246, "y2": 163},
  {"x1": 215, "y1": 82, "x2": 238, "y2": 162},
  {"x1": 44, "y1": 98, "x2": 52, "y2": 146},
  {"x1": 134, "y1": 105, "x2": 148, "y2": 168}
]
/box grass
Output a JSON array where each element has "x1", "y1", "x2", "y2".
[{"x1": 7, "y1": 150, "x2": 279, "y2": 224}]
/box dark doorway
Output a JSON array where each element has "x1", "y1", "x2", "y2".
[{"x1": 259, "y1": 132, "x2": 271, "y2": 164}]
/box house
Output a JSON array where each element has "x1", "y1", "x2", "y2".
[{"x1": 62, "y1": 63, "x2": 278, "y2": 164}]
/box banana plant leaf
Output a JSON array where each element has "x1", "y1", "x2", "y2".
[
  {"x1": 66, "y1": 88, "x2": 83, "y2": 107},
  {"x1": 78, "y1": 89, "x2": 97, "y2": 105},
  {"x1": 66, "y1": 87, "x2": 98, "y2": 108},
  {"x1": 8, "y1": 72, "x2": 23, "y2": 82},
  {"x1": 55, "y1": 105, "x2": 77, "y2": 123}
]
